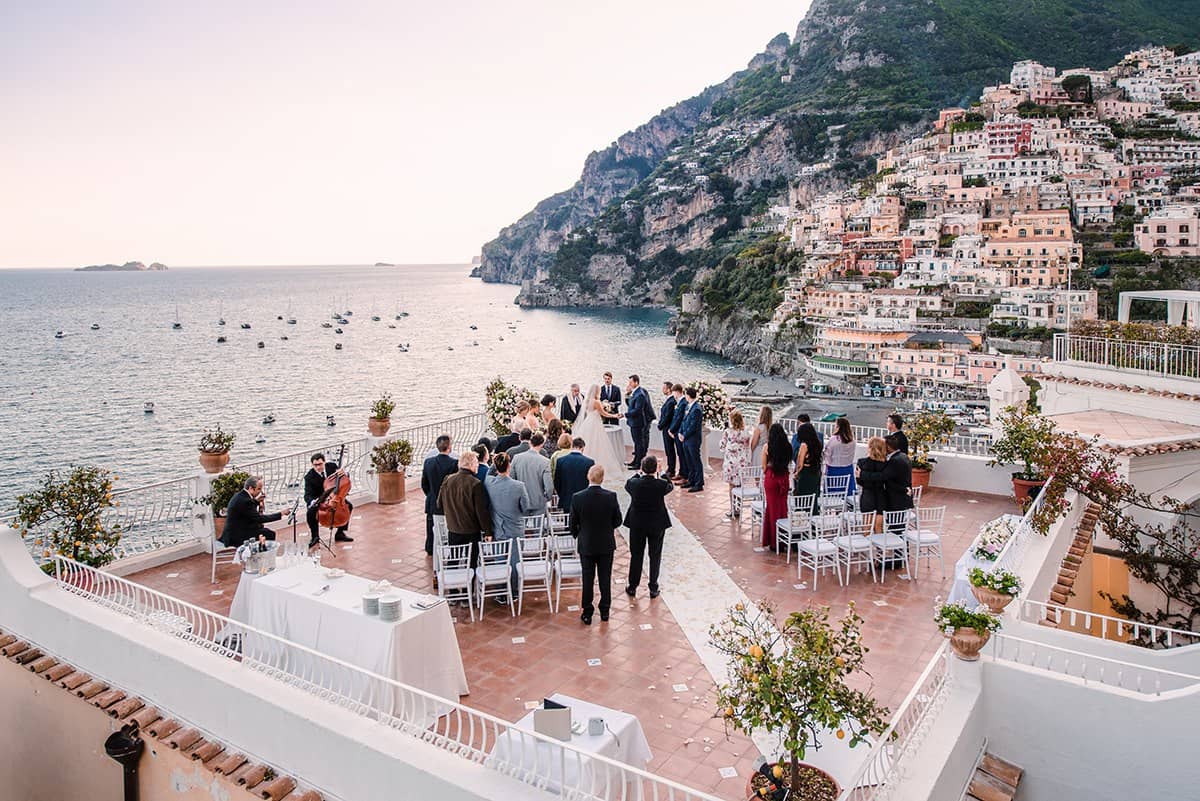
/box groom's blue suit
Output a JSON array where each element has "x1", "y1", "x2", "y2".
[{"x1": 624, "y1": 386, "x2": 651, "y2": 466}]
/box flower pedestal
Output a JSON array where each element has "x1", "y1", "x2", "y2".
[
  {"x1": 199, "y1": 451, "x2": 230, "y2": 474},
  {"x1": 949, "y1": 628, "x2": 991, "y2": 661},
  {"x1": 971, "y1": 585, "x2": 1014, "y2": 614}
]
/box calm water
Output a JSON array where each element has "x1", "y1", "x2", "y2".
[{"x1": 0, "y1": 265, "x2": 729, "y2": 502}]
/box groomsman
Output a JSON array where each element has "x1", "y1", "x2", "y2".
[
  {"x1": 658, "y1": 382, "x2": 681, "y2": 479},
  {"x1": 560, "y1": 384, "x2": 584, "y2": 425},
  {"x1": 668, "y1": 387, "x2": 690, "y2": 485},
  {"x1": 677, "y1": 386, "x2": 704, "y2": 493},
  {"x1": 623, "y1": 374, "x2": 653, "y2": 468},
  {"x1": 599, "y1": 372, "x2": 621, "y2": 425},
  {"x1": 624, "y1": 456, "x2": 673, "y2": 599}
]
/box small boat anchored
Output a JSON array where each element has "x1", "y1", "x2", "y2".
[
  {"x1": 90, "y1": 323, "x2": 100, "y2": 331},
  {"x1": 241, "y1": 323, "x2": 252, "y2": 330},
  {"x1": 143, "y1": 402, "x2": 155, "y2": 414},
  {"x1": 262, "y1": 414, "x2": 276, "y2": 425},
  {"x1": 326, "y1": 415, "x2": 337, "y2": 426},
  {"x1": 54, "y1": 331, "x2": 64, "y2": 339},
  {"x1": 216, "y1": 336, "x2": 227, "y2": 343}
]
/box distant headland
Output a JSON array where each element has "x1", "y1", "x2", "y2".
[
  {"x1": 374, "y1": 262, "x2": 395, "y2": 267},
  {"x1": 75, "y1": 261, "x2": 168, "y2": 272}
]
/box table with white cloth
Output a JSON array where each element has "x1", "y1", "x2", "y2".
[
  {"x1": 947, "y1": 514, "x2": 1023, "y2": 605},
  {"x1": 487, "y1": 693, "x2": 652, "y2": 799},
  {"x1": 227, "y1": 562, "x2": 468, "y2": 723}
]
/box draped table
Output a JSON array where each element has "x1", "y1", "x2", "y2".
[
  {"x1": 228, "y1": 562, "x2": 468, "y2": 724},
  {"x1": 947, "y1": 514, "x2": 1024, "y2": 605},
  {"x1": 488, "y1": 693, "x2": 652, "y2": 798}
]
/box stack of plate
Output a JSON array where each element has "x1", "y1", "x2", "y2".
[
  {"x1": 378, "y1": 595, "x2": 403, "y2": 622},
  {"x1": 362, "y1": 592, "x2": 382, "y2": 616}
]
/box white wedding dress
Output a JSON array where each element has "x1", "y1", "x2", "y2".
[{"x1": 572, "y1": 387, "x2": 627, "y2": 483}]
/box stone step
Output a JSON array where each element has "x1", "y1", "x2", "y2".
[
  {"x1": 968, "y1": 770, "x2": 1016, "y2": 801},
  {"x1": 1050, "y1": 590, "x2": 1069, "y2": 604},
  {"x1": 981, "y1": 753, "x2": 1024, "y2": 787}
]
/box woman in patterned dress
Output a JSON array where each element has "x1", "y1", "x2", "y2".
[{"x1": 720, "y1": 410, "x2": 752, "y2": 518}]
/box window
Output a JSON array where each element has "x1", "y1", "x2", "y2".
[
  {"x1": 1181, "y1": 225, "x2": 1190, "y2": 233},
  {"x1": 1157, "y1": 225, "x2": 1168, "y2": 233}
]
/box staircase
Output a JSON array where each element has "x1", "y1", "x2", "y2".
[
  {"x1": 1043, "y1": 502, "x2": 1101, "y2": 617},
  {"x1": 965, "y1": 752, "x2": 1024, "y2": 801}
]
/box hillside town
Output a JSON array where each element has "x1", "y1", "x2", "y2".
[{"x1": 763, "y1": 46, "x2": 1200, "y2": 400}]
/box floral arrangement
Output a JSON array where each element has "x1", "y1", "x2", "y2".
[
  {"x1": 484, "y1": 377, "x2": 539, "y2": 436},
  {"x1": 972, "y1": 516, "x2": 1015, "y2": 561},
  {"x1": 16, "y1": 466, "x2": 123, "y2": 570},
  {"x1": 198, "y1": 425, "x2": 236, "y2": 453},
  {"x1": 370, "y1": 393, "x2": 396, "y2": 420},
  {"x1": 968, "y1": 567, "x2": 1022, "y2": 596},
  {"x1": 933, "y1": 599, "x2": 1001, "y2": 636},
  {"x1": 685, "y1": 380, "x2": 732, "y2": 430},
  {"x1": 371, "y1": 438, "x2": 413, "y2": 473}
]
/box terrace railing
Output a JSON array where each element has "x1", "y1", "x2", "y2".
[
  {"x1": 988, "y1": 634, "x2": 1200, "y2": 695},
  {"x1": 1018, "y1": 600, "x2": 1200, "y2": 650},
  {"x1": 106, "y1": 475, "x2": 203, "y2": 558},
  {"x1": 51, "y1": 556, "x2": 723, "y2": 801},
  {"x1": 780, "y1": 419, "x2": 993, "y2": 457},
  {"x1": 1054, "y1": 332, "x2": 1200, "y2": 380}
]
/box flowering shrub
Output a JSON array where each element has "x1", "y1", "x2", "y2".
[
  {"x1": 484, "y1": 377, "x2": 539, "y2": 436},
  {"x1": 968, "y1": 567, "x2": 1022, "y2": 596},
  {"x1": 685, "y1": 380, "x2": 732, "y2": 430},
  {"x1": 933, "y1": 599, "x2": 1001, "y2": 636},
  {"x1": 198, "y1": 425, "x2": 236, "y2": 453},
  {"x1": 972, "y1": 516, "x2": 1015, "y2": 561},
  {"x1": 16, "y1": 466, "x2": 122, "y2": 570}
]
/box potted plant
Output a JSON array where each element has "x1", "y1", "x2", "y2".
[
  {"x1": 198, "y1": 425, "x2": 236, "y2": 473},
  {"x1": 934, "y1": 599, "x2": 1001, "y2": 661},
  {"x1": 710, "y1": 601, "x2": 888, "y2": 801},
  {"x1": 369, "y1": 393, "x2": 396, "y2": 437},
  {"x1": 16, "y1": 466, "x2": 123, "y2": 575},
  {"x1": 906, "y1": 410, "x2": 955, "y2": 490},
  {"x1": 197, "y1": 470, "x2": 251, "y2": 541},
  {"x1": 968, "y1": 567, "x2": 1022, "y2": 614},
  {"x1": 371, "y1": 438, "x2": 413, "y2": 504},
  {"x1": 989, "y1": 405, "x2": 1056, "y2": 503}
]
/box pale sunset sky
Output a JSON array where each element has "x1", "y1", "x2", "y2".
[{"x1": 1, "y1": 1, "x2": 810, "y2": 268}]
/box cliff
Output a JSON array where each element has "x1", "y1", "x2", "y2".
[
  {"x1": 673, "y1": 309, "x2": 812, "y2": 376},
  {"x1": 76, "y1": 261, "x2": 167, "y2": 272}
]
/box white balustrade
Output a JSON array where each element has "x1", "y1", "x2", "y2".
[
  {"x1": 1018, "y1": 599, "x2": 1200, "y2": 650},
  {"x1": 779, "y1": 418, "x2": 994, "y2": 457},
  {"x1": 1054, "y1": 332, "x2": 1200, "y2": 380},
  {"x1": 989, "y1": 633, "x2": 1200, "y2": 695}
]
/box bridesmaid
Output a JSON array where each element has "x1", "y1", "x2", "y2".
[
  {"x1": 749, "y1": 405, "x2": 772, "y2": 468},
  {"x1": 761, "y1": 423, "x2": 792, "y2": 550}
]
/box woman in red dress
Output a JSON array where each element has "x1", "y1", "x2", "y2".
[{"x1": 761, "y1": 423, "x2": 793, "y2": 550}]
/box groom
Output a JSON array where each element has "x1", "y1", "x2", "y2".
[{"x1": 624, "y1": 375, "x2": 653, "y2": 468}]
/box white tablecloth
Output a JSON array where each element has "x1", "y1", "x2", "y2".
[
  {"x1": 948, "y1": 514, "x2": 1023, "y2": 605},
  {"x1": 228, "y1": 563, "x2": 468, "y2": 721},
  {"x1": 488, "y1": 693, "x2": 652, "y2": 798}
]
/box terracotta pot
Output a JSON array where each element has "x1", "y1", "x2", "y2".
[
  {"x1": 911, "y1": 467, "x2": 932, "y2": 491},
  {"x1": 377, "y1": 471, "x2": 406, "y2": 504},
  {"x1": 949, "y1": 627, "x2": 991, "y2": 661},
  {"x1": 199, "y1": 451, "x2": 230, "y2": 474},
  {"x1": 213, "y1": 515, "x2": 226, "y2": 542},
  {"x1": 368, "y1": 417, "x2": 391, "y2": 437},
  {"x1": 1011, "y1": 475, "x2": 1045, "y2": 504},
  {"x1": 745, "y1": 761, "x2": 840, "y2": 801},
  {"x1": 971, "y1": 584, "x2": 1014, "y2": 614}
]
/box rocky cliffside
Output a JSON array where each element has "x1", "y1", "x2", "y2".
[{"x1": 673, "y1": 309, "x2": 811, "y2": 376}]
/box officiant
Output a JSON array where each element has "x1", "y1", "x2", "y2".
[{"x1": 560, "y1": 384, "x2": 583, "y2": 425}]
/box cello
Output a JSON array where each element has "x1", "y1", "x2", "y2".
[{"x1": 317, "y1": 444, "x2": 353, "y2": 534}]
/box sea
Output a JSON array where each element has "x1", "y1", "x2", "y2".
[{"x1": 0, "y1": 264, "x2": 730, "y2": 503}]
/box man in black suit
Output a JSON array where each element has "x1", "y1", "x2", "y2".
[
  {"x1": 887, "y1": 414, "x2": 909, "y2": 455},
  {"x1": 657, "y1": 382, "x2": 680, "y2": 479},
  {"x1": 304, "y1": 452, "x2": 353, "y2": 548},
  {"x1": 599, "y1": 372, "x2": 621, "y2": 426},
  {"x1": 421, "y1": 435, "x2": 458, "y2": 555},
  {"x1": 882, "y1": 433, "x2": 914, "y2": 533},
  {"x1": 623, "y1": 374, "x2": 654, "y2": 468},
  {"x1": 624, "y1": 456, "x2": 673, "y2": 599},
  {"x1": 560, "y1": 384, "x2": 584, "y2": 426},
  {"x1": 220, "y1": 476, "x2": 287, "y2": 548},
  {"x1": 570, "y1": 464, "x2": 622, "y2": 625},
  {"x1": 553, "y1": 438, "x2": 595, "y2": 513}
]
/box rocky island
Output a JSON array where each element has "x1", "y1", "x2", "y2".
[{"x1": 76, "y1": 261, "x2": 168, "y2": 272}]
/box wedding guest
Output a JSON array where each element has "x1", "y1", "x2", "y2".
[
  {"x1": 506, "y1": 428, "x2": 533, "y2": 457},
  {"x1": 677, "y1": 386, "x2": 704, "y2": 492},
  {"x1": 540, "y1": 394, "x2": 559, "y2": 427},
  {"x1": 484, "y1": 451, "x2": 532, "y2": 599},
  {"x1": 472, "y1": 443, "x2": 491, "y2": 484},
  {"x1": 421, "y1": 435, "x2": 457, "y2": 555},
  {"x1": 624, "y1": 455, "x2": 672, "y2": 599},
  {"x1": 887, "y1": 414, "x2": 909, "y2": 455},
  {"x1": 541, "y1": 419, "x2": 564, "y2": 458},
  {"x1": 436, "y1": 451, "x2": 492, "y2": 567},
  {"x1": 510, "y1": 401, "x2": 531, "y2": 434},
  {"x1": 790, "y1": 412, "x2": 824, "y2": 458},
  {"x1": 749, "y1": 405, "x2": 772, "y2": 467},
  {"x1": 549, "y1": 433, "x2": 573, "y2": 481},
  {"x1": 668, "y1": 384, "x2": 690, "y2": 485},
  {"x1": 761, "y1": 424, "x2": 791, "y2": 550},
  {"x1": 881, "y1": 433, "x2": 913, "y2": 532},
  {"x1": 856, "y1": 436, "x2": 888, "y2": 532},
  {"x1": 494, "y1": 429, "x2": 519, "y2": 454},
  {"x1": 511, "y1": 432, "x2": 553, "y2": 510},
  {"x1": 720, "y1": 410, "x2": 751, "y2": 518},
  {"x1": 792, "y1": 421, "x2": 823, "y2": 509},
  {"x1": 553, "y1": 437, "x2": 595, "y2": 513},
  {"x1": 658, "y1": 381, "x2": 680, "y2": 479},
  {"x1": 560, "y1": 384, "x2": 584, "y2": 425},
  {"x1": 570, "y1": 464, "x2": 622, "y2": 624},
  {"x1": 824, "y1": 417, "x2": 857, "y2": 495}
]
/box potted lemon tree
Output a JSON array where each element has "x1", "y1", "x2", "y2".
[
  {"x1": 16, "y1": 466, "x2": 123, "y2": 574},
  {"x1": 907, "y1": 410, "x2": 955, "y2": 490},
  {"x1": 198, "y1": 425, "x2": 235, "y2": 473},
  {"x1": 989, "y1": 405, "x2": 1056, "y2": 504},
  {"x1": 369, "y1": 393, "x2": 396, "y2": 437},
  {"x1": 371, "y1": 438, "x2": 413, "y2": 504},
  {"x1": 710, "y1": 601, "x2": 888, "y2": 801}
]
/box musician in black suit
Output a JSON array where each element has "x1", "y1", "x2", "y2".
[
  {"x1": 560, "y1": 384, "x2": 584, "y2": 425},
  {"x1": 569, "y1": 464, "x2": 623, "y2": 625},
  {"x1": 657, "y1": 382, "x2": 681, "y2": 479},
  {"x1": 881, "y1": 433, "x2": 914, "y2": 532},
  {"x1": 552, "y1": 438, "x2": 595, "y2": 513},
  {"x1": 421, "y1": 435, "x2": 458, "y2": 555},
  {"x1": 624, "y1": 456, "x2": 673, "y2": 599},
  {"x1": 599, "y1": 372, "x2": 621, "y2": 426},
  {"x1": 304, "y1": 452, "x2": 354, "y2": 548},
  {"x1": 220, "y1": 476, "x2": 286, "y2": 548}
]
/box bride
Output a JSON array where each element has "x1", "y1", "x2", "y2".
[{"x1": 572, "y1": 384, "x2": 627, "y2": 481}]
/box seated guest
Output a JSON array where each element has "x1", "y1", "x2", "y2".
[
  {"x1": 549, "y1": 433, "x2": 573, "y2": 481},
  {"x1": 541, "y1": 419, "x2": 564, "y2": 458},
  {"x1": 484, "y1": 451, "x2": 532, "y2": 599},
  {"x1": 220, "y1": 476, "x2": 288, "y2": 548},
  {"x1": 506, "y1": 428, "x2": 533, "y2": 457}
]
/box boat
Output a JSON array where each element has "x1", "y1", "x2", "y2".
[
  {"x1": 469, "y1": 324, "x2": 478, "y2": 330},
  {"x1": 143, "y1": 402, "x2": 154, "y2": 414},
  {"x1": 172, "y1": 304, "x2": 182, "y2": 329},
  {"x1": 241, "y1": 323, "x2": 251, "y2": 330},
  {"x1": 498, "y1": 336, "x2": 504, "y2": 341},
  {"x1": 256, "y1": 341, "x2": 265, "y2": 349},
  {"x1": 54, "y1": 331, "x2": 64, "y2": 339},
  {"x1": 336, "y1": 317, "x2": 349, "y2": 325},
  {"x1": 321, "y1": 322, "x2": 332, "y2": 329},
  {"x1": 335, "y1": 327, "x2": 343, "y2": 334},
  {"x1": 276, "y1": 315, "x2": 283, "y2": 321},
  {"x1": 387, "y1": 324, "x2": 396, "y2": 329},
  {"x1": 280, "y1": 335, "x2": 289, "y2": 341},
  {"x1": 262, "y1": 414, "x2": 275, "y2": 425},
  {"x1": 326, "y1": 415, "x2": 337, "y2": 426},
  {"x1": 334, "y1": 343, "x2": 343, "y2": 350},
  {"x1": 216, "y1": 336, "x2": 227, "y2": 343},
  {"x1": 255, "y1": 436, "x2": 267, "y2": 444},
  {"x1": 287, "y1": 318, "x2": 296, "y2": 325},
  {"x1": 447, "y1": 346, "x2": 454, "y2": 351},
  {"x1": 331, "y1": 313, "x2": 340, "y2": 320},
  {"x1": 819, "y1": 412, "x2": 845, "y2": 423},
  {"x1": 90, "y1": 323, "x2": 100, "y2": 330},
  {"x1": 397, "y1": 345, "x2": 408, "y2": 352},
  {"x1": 218, "y1": 301, "x2": 226, "y2": 326},
  {"x1": 371, "y1": 315, "x2": 381, "y2": 322},
  {"x1": 344, "y1": 311, "x2": 353, "y2": 316}
]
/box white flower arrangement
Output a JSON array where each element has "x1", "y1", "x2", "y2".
[
  {"x1": 968, "y1": 567, "x2": 1022, "y2": 596},
  {"x1": 484, "y1": 377, "x2": 539, "y2": 436},
  {"x1": 972, "y1": 516, "x2": 1015, "y2": 561},
  {"x1": 685, "y1": 380, "x2": 732, "y2": 430},
  {"x1": 932, "y1": 597, "x2": 1001, "y2": 636}
]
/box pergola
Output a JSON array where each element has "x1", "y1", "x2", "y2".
[{"x1": 1116, "y1": 290, "x2": 1200, "y2": 329}]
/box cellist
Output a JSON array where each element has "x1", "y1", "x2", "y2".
[{"x1": 304, "y1": 452, "x2": 354, "y2": 549}]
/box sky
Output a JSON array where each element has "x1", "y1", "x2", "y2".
[{"x1": 0, "y1": 1, "x2": 810, "y2": 268}]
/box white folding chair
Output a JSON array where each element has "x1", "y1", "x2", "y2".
[
  {"x1": 432, "y1": 515, "x2": 449, "y2": 573},
  {"x1": 211, "y1": 522, "x2": 237, "y2": 584},
  {"x1": 822, "y1": 473, "x2": 851, "y2": 496},
  {"x1": 543, "y1": 511, "x2": 571, "y2": 537},
  {"x1": 837, "y1": 511, "x2": 877, "y2": 583},
  {"x1": 437, "y1": 543, "x2": 475, "y2": 621},
  {"x1": 775, "y1": 494, "x2": 816, "y2": 561},
  {"x1": 872, "y1": 510, "x2": 914, "y2": 581},
  {"x1": 905, "y1": 505, "x2": 945, "y2": 579},
  {"x1": 909, "y1": 485, "x2": 924, "y2": 509},
  {"x1": 522, "y1": 514, "x2": 546, "y2": 539},
  {"x1": 796, "y1": 513, "x2": 843, "y2": 591},
  {"x1": 515, "y1": 535, "x2": 553, "y2": 615},
  {"x1": 475, "y1": 539, "x2": 515, "y2": 618},
  {"x1": 551, "y1": 534, "x2": 583, "y2": 613},
  {"x1": 731, "y1": 466, "x2": 764, "y2": 519}
]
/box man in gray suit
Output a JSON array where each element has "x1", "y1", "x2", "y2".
[{"x1": 510, "y1": 432, "x2": 553, "y2": 510}]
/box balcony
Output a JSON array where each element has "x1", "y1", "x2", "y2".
[{"x1": 1052, "y1": 332, "x2": 1200, "y2": 380}]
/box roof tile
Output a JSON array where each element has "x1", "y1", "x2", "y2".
[
  {"x1": 165, "y1": 727, "x2": 202, "y2": 751},
  {"x1": 27, "y1": 655, "x2": 58, "y2": 674},
  {"x1": 90, "y1": 689, "x2": 126, "y2": 709},
  {"x1": 258, "y1": 776, "x2": 297, "y2": 801}
]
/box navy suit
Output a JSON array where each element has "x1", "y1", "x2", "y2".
[
  {"x1": 679, "y1": 399, "x2": 704, "y2": 488},
  {"x1": 624, "y1": 386, "x2": 651, "y2": 465},
  {"x1": 553, "y1": 451, "x2": 595, "y2": 512},
  {"x1": 669, "y1": 398, "x2": 690, "y2": 483},
  {"x1": 658, "y1": 394, "x2": 679, "y2": 477},
  {"x1": 421, "y1": 452, "x2": 457, "y2": 553},
  {"x1": 599, "y1": 383, "x2": 621, "y2": 425}
]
